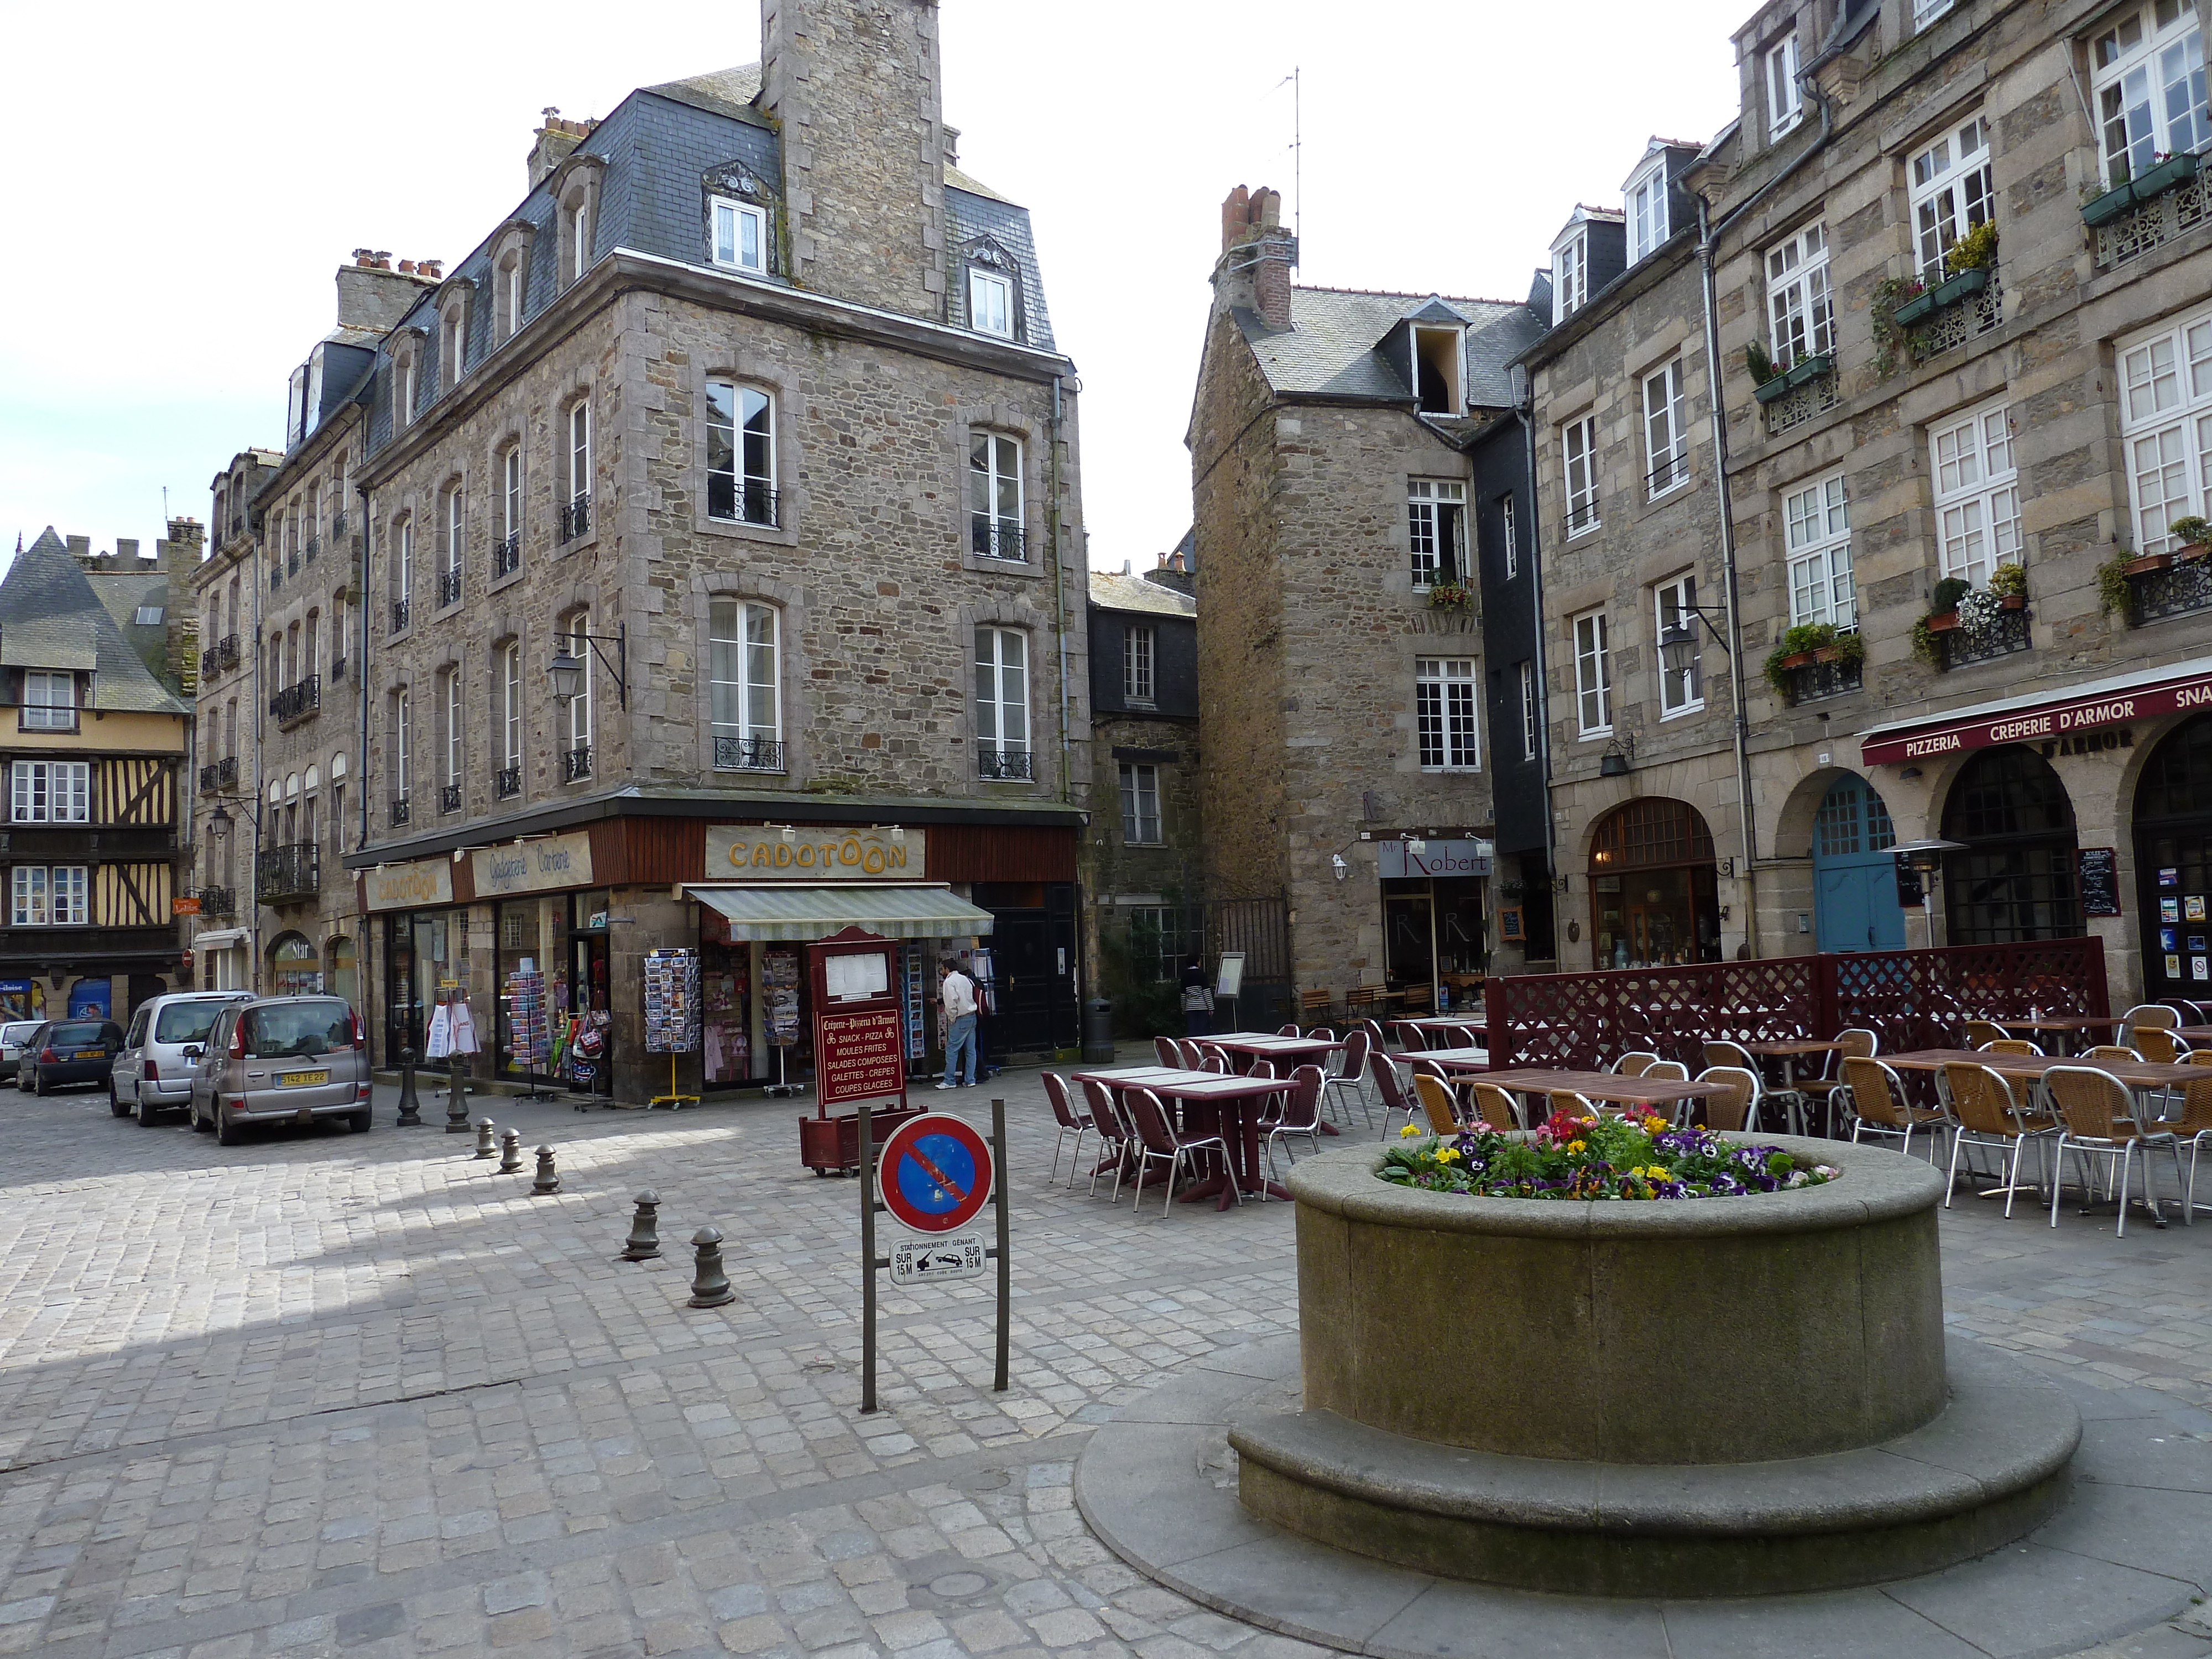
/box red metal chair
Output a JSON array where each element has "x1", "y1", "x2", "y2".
[
  {"x1": 1319, "y1": 1027, "x2": 1372, "y2": 1126},
  {"x1": 1125, "y1": 1087, "x2": 1239, "y2": 1218},
  {"x1": 1041, "y1": 1071, "x2": 1088, "y2": 1187},
  {"x1": 1078, "y1": 1078, "x2": 1134, "y2": 1203},
  {"x1": 1154, "y1": 1035, "x2": 1181, "y2": 1068},
  {"x1": 1370, "y1": 1048, "x2": 1417, "y2": 1134},
  {"x1": 1261, "y1": 1064, "x2": 1327, "y2": 1183}
]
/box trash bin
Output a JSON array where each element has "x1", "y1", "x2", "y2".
[{"x1": 1081, "y1": 998, "x2": 1116, "y2": 1064}]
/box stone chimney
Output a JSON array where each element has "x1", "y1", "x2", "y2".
[
  {"x1": 528, "y1": 108, "x2": 593, "y2": 190},
  {"x1": 336, "y1": 253, "x2": 424, "y2": 333},
  {"x1": 761, "y1": 0, "x2": 948, "y2": 320},
  {"x1": 158, "y1": 518, "x2": 204, "y2": 692},
  {"x1": 1213, "y1": 184, "x2": 1296, "y2": 332}
]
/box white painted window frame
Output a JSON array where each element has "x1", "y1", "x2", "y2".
[
  {"x1": 1415, "y1": 657, "x2": 1481, "y2": 772},
  {"x1": 1784, "y1": 474, "x2": 1857, "y2": 628},
  {"x1": 2119, "y1": 305, "x2": 2212, "y2": 554},
  {"x1": 2093, "y1": 1, "x2": 2211, "y2": 189},
  {"x1": 1118, "y1": 762, "x2": 1162, "y2": 846},
  {"x1": 1766, "y1": 222, "x2": 1833, "y2": 367},
  {"x1": 1563, "y1": 416, "x2": 1600, "y2": 538},
  {"x1": 1573, "y1": 610, "x2": 1612, "y2": 737},
  {"x1": 1644, "y1": 359, "x2": 1690, "y2": 498},
  {"x1": 1909, "y1": 116, "x2": 1994, "y2": 281},
  {"x1": 1653, "y1": 572, "x2": 1704, "y2": 718},
  {"x1": 711, "y1": 196, "x2": 767, "y2": 273},
  {"x1": 1931, "y1": 399, "x2": 2021, "y2": 586}
]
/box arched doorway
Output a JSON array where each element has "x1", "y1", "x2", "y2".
[
  {"x1": 1588, "y1": 799, "x2": 1720, "y2": 968},
  {"x1": 1940, "y1": 746, "x2": 2081, "y2": 944},
  {"x1": 1812, "y1": 775, "x2": 1906, "y2": 952},
  {"x1": 2132, "y1": 714, "x2": 2212, "y2": 998},
  {"x1": 269, "y1": 932, "x2": 321, "y2": 995},
  {"x1": 327, "y1": 936, "x2": 358, "y2": 1011}
]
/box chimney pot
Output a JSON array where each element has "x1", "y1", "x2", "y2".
[
  {"x1": 419, "y1": 259, "x2": 442, "y2": 279},
  {"x1": 398, "y1": 259, "x2": 416, "y2": 275},
  {"x1": 1220, "y1": 185, "x2": 1251, "y2": 255}
]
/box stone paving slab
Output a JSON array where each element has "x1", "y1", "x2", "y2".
[{"x1": 0, "y1": 1060, "x2": 2209, "y2": 1658}]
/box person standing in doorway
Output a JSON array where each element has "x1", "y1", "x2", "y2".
[
  {"x1": 1180, "y1": 955, "x2": 1214, "y2": 1037},
  {"x1": 938, "y1": 956, "x2": 978, "y2": 1089}
]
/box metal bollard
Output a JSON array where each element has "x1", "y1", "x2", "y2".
[
  {"x1": 498, "y1": 1128, "x2": 523, "y2": 1173},
  {"x1": 622, "y1": 1191, "x2": 661, "y2": 1261},
  {"x1": 531, "y1": 1145, "x2": 561, "y2": 1195},
  {"x1": 687, "y1": 1225, "x2": 734, "y2": 1307},
  {"x1": 472, "y1": 1118, "x2": 497, "y2": 1159},
  {"x1": 445, "y1": 1058, "x2": 470, "y2": 1132},
  {"x1": 395, "y1": 1046, "x2": 422, "y2": 1128}
]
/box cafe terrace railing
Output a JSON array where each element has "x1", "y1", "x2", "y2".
[{"x1": 1481, "y1": 938, "x2": 2110, "y2": 1073}]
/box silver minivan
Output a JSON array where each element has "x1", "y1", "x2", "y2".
[
  {"x1": 111, "y1": 992, "x2": 250, "y2": 1124},
  {"x1": 189, "y1": 995, "x2": 372, "y2": 1144}
]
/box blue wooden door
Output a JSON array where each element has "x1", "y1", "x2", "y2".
[{"x1": 1812, "y1": 776, "x2": 1908, "y2": 952}]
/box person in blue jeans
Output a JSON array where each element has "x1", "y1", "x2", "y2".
[{"x1": 937, "y1": 956, "x2": 978, "y2": 1088}]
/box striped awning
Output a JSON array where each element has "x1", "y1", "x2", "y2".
[{"x1": 685, "y1": 884, "x2": 995, "y2": 943}]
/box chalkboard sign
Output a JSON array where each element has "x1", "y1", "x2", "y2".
[
  {"x1": 2078, "y1": 847, "x2": 2121, "y2": 916},
  {"x1": 1893, "y1": 855, "x2": 1926, "y2": 908}
]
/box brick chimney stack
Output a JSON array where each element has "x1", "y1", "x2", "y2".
[
  {"x1": 528, "y1": 108, "x2": 594, "y2": 190},
  {"x1": 1213, "y1": 184, "x2": 1295, "y2": 332}
]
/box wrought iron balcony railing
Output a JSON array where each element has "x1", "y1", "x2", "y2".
[
  {"x1": 1646, "y1": 453, "x2": 1689, "y2": 497},
  {"x1": 286, "y1": 550, "x2": 299, "y2": 577},
  {"x1": 270, "y1": 675, "x2": 320, "y2": 726},
  {"x1": 1562, "y1": 501, "x2": 1600, "y2": 539},
  {"x1": 304, "y1": 535, "x2": 320, "y2": 565},
  {"x1": 440, "y1": 783, "x2": 462, "y2": 815},
  {"x1": 1782, "y1": 655, "x2": 1864, "y2": 705},
  {"x1": 1941, "y1": 606, "x2": 2032, "y2": 669},
  {"x1": 391, "y1": 598, "x2": 410, "y2": 634},
  {"x1": 2130, "y1": 556, "x2": 2212, "y2": 625},
  {"x1": 328, "y1": 653, "x2": 346, "y2": 685},
  {"x1": 712, "y1": 479, "x2": 780, "y2": 528},
  {"x1": 713, "y1": 734, "x2": 785, "y2": 773},
  {"x1": 331, "y1": 510, "x2": 348, "y2": 538},
  {"x1": 561, "y1": 495, "x2": 591, "y2": 541},
  {"x1": 255, "y1": 843, "x2": 321, "y2": 902},
  {"x1": 217, "y1": 756, "x2": 238, "y2": 791},
  {"x1": 970, "y1": 518, "x2": 1027, "y2": 561},
  {"x1": 496, "y1": 766, "x2": 521, "y2": 799},
  {"x1": 494, "y1": 533, "x2": 520, "y2": 578},
  {"x1": 438, "y1": 567, "x2": 463, "y2": 608},
  {"x1": 390, "y1": 795, "x2": 411, "y2": 827},
  {"x1": 207, "y1": 635, "x2": 241, "y2": 672},
  {"x1": 977, "y1": 746, "x2": 1034, "y2": 781},
  {"x1": 198, "y1": 763, "x2": 220, "y2": 792},
  {"x1": 563, "y1": 744, "x2": 593, "y2": 782},
  {"x1": 197, "y1": 886, "x2": 235, "y2": 918}
]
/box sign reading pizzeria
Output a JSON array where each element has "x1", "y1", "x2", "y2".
[
  {"x1": 1860, "y1": 665, "x2": 2212, "y2": 766},
  {"x1": 816, "y1": 1008, "x2": 908, "y2": 1109}
]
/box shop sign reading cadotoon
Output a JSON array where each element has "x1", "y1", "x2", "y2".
[{"x1": 706, "y1": 826, "x2": 926, "y2": 880}]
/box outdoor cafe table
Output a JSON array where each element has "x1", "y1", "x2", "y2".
[
  {"x1": 1208, "y1": 1031, "x2": 1343, "y2": 1072},
  {"x1": 1882, "y1": 1048, "x2": 2204, "y2": 1114},
  {"x1": 1477, "y1": 1068, "x2": 1734, "y2": 1126},
  {"x1": 1978, "y1": 1015, "x2": 2122, "y2": 1055},
  {"x1": 2177, "y1": 1026, "x2": 2212, "y2": 1044},
  {"x1": 1392, "y1": 1015, "x2": 1488, "y2": 1049},
  {"x1": 1068, "y1": 1064, "x2": 1293, "y2": 1207}
]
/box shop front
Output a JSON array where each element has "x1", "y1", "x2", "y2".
[
  {"x1": 364, "y1": 857, "x2": 462, "y2": 1066},
  {"x1": 2133, "y1": 712, "x2": 2212, "y2": 999},
  {"x1": 1377, "y1": 837, "x2": 1491, "y2": 1012},
  {"x1": 1587, "y1": 799, "x2": 1721, "y2": 968}
]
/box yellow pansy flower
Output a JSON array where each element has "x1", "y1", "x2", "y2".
[{"x1": 1400, "y1": 1123, "x2": 1423, "y2": 1138}]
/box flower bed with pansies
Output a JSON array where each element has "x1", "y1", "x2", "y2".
[{"x1": 1380, "y1": 1109, "x2": 1839, "y2": 1201}]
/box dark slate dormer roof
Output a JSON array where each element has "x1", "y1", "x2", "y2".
[
  {"x1": 646, "y1": 64, "x2": 769, "y2": 126},
  {"x1": 1088, "y1": 569, "x2": 1196, "y2": 619},
  {"x1": 1235, "y1": 288, "x2": 1548, "y2": 409},
  {"x1": 1, "y1": 531, "x2": 187, "y2": 716}
]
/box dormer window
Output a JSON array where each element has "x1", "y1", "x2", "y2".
[
  {"x1": 439, "y1": 291, "x2": 469, "y2": 394},
  {"x1": 969, "y1": 268, "x2": 1013, "y2": 337},
  {"x1": 1626, "y1": 160, "x2": 1670, "y2": 263},
  {"x1": 567, "y1": 197, "x2": 592, "y2": 283},
  {"x1": 1766, "y1": 34, "x2": 1803, "y2": 140},
  {"x1": 1552, "y1": 231, "x2": 1589, "y2": 323},
  {"x1": 21, "y1": 671, "x2": 79, "y2": 732},
  {"x1": 712, "y1": 196, "x2": 766, "y2": 273},
  {"x1": 1413, "y1": 327, "x2": 1464, "y2": 415}
]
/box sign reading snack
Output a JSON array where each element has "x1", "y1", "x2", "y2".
[
  {"x1": 707, "y1": 826, "x2": 925, "y2": 880},
  {"x1": 473, "y1": 831, "x2": 594, "y2": 898},
  {"x1": 363, "y1": 858, "x2": 455, "y2": 912},
  {"x1": 816, "y1": 1007, "x2": 908, "y2": 1109}
]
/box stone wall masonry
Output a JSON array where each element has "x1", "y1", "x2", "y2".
[{"x1": 1089, "y1": 712, "x2": 1202, "y2": 904}]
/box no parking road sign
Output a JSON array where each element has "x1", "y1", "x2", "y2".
[{"x1": 877, "y1": 1113, "x2": 994, "y2": 1236}]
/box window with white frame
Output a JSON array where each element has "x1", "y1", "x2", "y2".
[
  {"x1": 707, "y1": 382, "x2": 775, "y2": 525},
  {"x1": 1914, "y1": 0, "x2": 1953, "y2": 29},
  {"x1": 1910, "y1": 116, "x2": 1993, "y2": 280},
  {"x1": 500, "y1": 254, "x2": 525, "y2": 340},
  {"x1": 1119, "y1": 763, "x2": 1162, "y2": 845},
  {"x1": 567, "y1": 197, "x2": 592, "y2": 283},
  {"x1": 393, "y1": 691, "x2": 410, "y2": 800},
  {"x1": 970, "y1": 434, "x2": 1024, "y2": 559},
  {"x1": 1766, "y1": 222, "x2": 1833, "y2": 368},
  {"x1": 1785, "y1": 474, "x2": 1856, "y2": 627},
  {"x1": 12, "y1": 865, "x2": 86, "y2": 926},
  {"x1": 11, "y1": 760, "x2": 88, "y2": 823},
  {"x1": 968, "y1": 267, "x2": 1013, "y2": 337},
  {"x1": 1123, "y1": 624, "x2": 1155, "y2": 706},
  {"x1": 1644, "y1": 359, "x2": 1689, "y2": 495},
  {"x1": 709, "y1": 599, "x2": 781, "y2": 769},
  {"x1": 1573, "y1": 612, "x2": 1612, "y2": 735},
  {"x1": 1500, "y1": 492, "x2": 1518, "y2": 579},
  {"x1": 394, "y1": 518, "x2": 413, "y2": 612},
  {"x1": 567, "y1": 403, "x2": 591, "y2": 510},
  {"x1": 397, "y1": 351, "x2": 417, "y2": 430},
  {"x1": 502, "y1": 446, "x2": 522, "y2": 544},
  {"x1": 1416, "y1": 658, "x2": 1480, "y2": 771},
  {"x1": 1766, "y1": 34, "x2": 1802, "y2": 139},
  {"x1": 442, "y1": 483, "x2": 465, "y2": 596},
  {"x1": 443, "y1": 670, "x2": 462, "y2": 789},
  {"x1": 1552, "y1": 230, "x2": 1589, "y2": 323},
  {"x1": 2119, "y1": 307, "x2": 2212, "y2": 554},
  {"x1": 565, "y1": 613, "x2": 592, "y2": 757},
  {"x1": 20, "y1": 671, "x2": 75, "y2": 731},
  {"x1": 502, "y1": 643, "x2": 523, "y2": 772},
  {"x1": 1518, "y1": 660, "x2": 1539, "y2": 761},
  {"x1": 1407, "y1": 479, "x2": 1468, "y2": 586},
  {"x1": 974, "y1": 628, "x2": 1030, "y2": 775},
  {"x1": 441, "y1": 307, "x2": 465, "y2": 392},
  {"x1": 2093, "y1": 1, "x2": 2210, "y2": 190},
  {"x1": 1627, "y1": 160, "x2": 1670, "y2": 263},
  {"x1": 711, "y1": 196, "x2": 766, "y2": 273},
  {"x1": 1931, "y1": 401, "x2": 2021, "y2": 586},
  {"x1": 1563, "y1": 416, "x2": 1600, "y2": 536},
  {"x1": 1654, "y1": 573, "x2": 1704, "y2": 717}
]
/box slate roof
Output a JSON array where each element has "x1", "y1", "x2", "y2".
[
  {"x1": 1235, "y1": 288, "x2": 1548, "y2": 409},
  {"x1": 0, "y1": 531, "x2": 187, "y2": 715},
  {"x1": 1088, "y1": 569, "x2": 1196, "y2": 619},
  {"x1": 646, "y1": 65, "x2": 768, "y2": 127}
]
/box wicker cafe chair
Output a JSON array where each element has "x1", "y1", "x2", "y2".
[
  {"x1": 1371, "y1": 1050, "x2": 1420, "y2": 1135},
  {"x1": 1469, "y1": 1082, "x2": 1522, "y2": 1133},
  {"x1": 1800, "y1": 1029, "x2": 1879, "y2": 1126},
  {"x1": 1042, "y1": 1071, "x2": 1088, "y2": 1187},
  {"x1": 1705, "y1": 1038, "x2": 1799, "y2": 1134},
  {"x1": 1546, "y1": 1091, "x2": 1601, "y2": 1130},
  {"x1": 1642, "y1": 1059, "x2": 1690, "y2": 1082},
  {"x1": 2086, "y1": 1044, "x2": 2143, "y2": 1063},
  {"x1": 2161, "y1": 1063, "x2": 2212, "y2": 1214},
  {"x1": 1078, "y1": 1078, "x2": 1135, "y2": 1203},
  {"x1": 1981, "y1": 1037, "x2": 2044, "y2": 1057},
  {"x1": 1963, "y1": 1019, "x2": 2011, "y2": 1048},
  {"x1": 1841, "y1": 1056, "x2": 1945, "y2": 1165},
  {"x1": 2124, "y1": 1003, "x2": 2182, "y2": 1030},
  {"x1": 1940, "y1": 1061, "x2": 2052, "y2": 1219},
  {"x1": 1413, "y1": 1071, "x2": 1465, "y2": 1137},
  {"x1": 1125, "y1": 1086, "x2": 1239, "y2": 1219},
  {"x1": 1614, "y1": 1051, "x2": 1661, "y2": 1078},
  {"x1": 2046, "y1": 1064, "x2": 2185, "y2": 1237},
  {"x1": 1691, "y1": 1066, "x2": 1759, "y2": 1133},
  {"x1": 1261, "y1": 1064, "x2": 1328, "y2": 1183},
  {"x1": 2133, "y1": 1025, "x2": 2184, "y2": 1065},
  {"x1": 1154, "y1": 1036, "x2": 1181, "y2": 1068}
]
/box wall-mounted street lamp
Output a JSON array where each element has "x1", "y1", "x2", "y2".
[
  {"x1": 207, "y1": 805, "x2": 232, "y2": 839},
  {"x1": 549, "y1": 622, "x2": 628, "y2": 708},
  {"x1": 1599, "y1": 735, "x2": 1636, "y2": 778}
]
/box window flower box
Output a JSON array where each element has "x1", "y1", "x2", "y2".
[
  {"x1": 1753, "y1": 371, "x2": 1794, "y2": 404},
  {"x1": 1924, "y1": 610, "x2": 1961, "y2": 632},
  {"x1": 2134, "y1": 150, "x2": 2201, "y2": 201},
  {"x1": 1927, "y1": 266, "x2": 1990, "y2": 310},
  {"x1": 1997, "y1": 593, "x2": 2027, "y2": 610},
  {"x1": 2082, "y1": 181, "x2": 2137, "y2": 227},
  {"x1": 1891, "y1": 287, "x2": 1938, "y2": 328},
  {"x1": 2123, "y1": 552, "x2": 2174, "y2": 577},
  {"x1": 1782, "y1": 351, "x2": 1833, "y2": 390},
  {"x1": 1777, "y1": 649, "x2": 1817, "y2": 670}
]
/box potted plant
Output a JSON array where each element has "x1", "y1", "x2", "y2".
[
  {"x1": 2169, "y1": 516, "x2": 2212, "y2": 560},
  {"x1": 1817, "y1": 630, "x2": 1867, "y2": 669},
  {"x1": 1911, "y1": 613, "x2": 1945, "y2": 664},
  {"x1": 1955, "y1": 586, "x2": 2010, "y2": 644},
  {"x1": 2083, "y1": 167, "x2": 2137, "y2": 227},
  {"x1": 2098, "y1": 548, "x2": 2137, "y2": 614},
  {"x1": 1926, "y1": 222, "x2": 1997, "y2": 310},
  {"x1": 1746, "y1": 340, "x2": 1796, "y2": 403},
  {"x1": 1763, "y1": 622, "x2": 1838, "y2": 695},
  {"x1": 1989, "y1": 561, "x2": 2028, "y2": 607},
  {"x1": 1923, "y1": 576, "x2": 1971, "y2": 631},
  {"x1": 1427, "y1": 580, "x2": 1473, "y2": 611},
  {"x1": 1782, "y1": 351, "x2": 1834, "y2": 390},
  {"x1": 2135, "y1": 149, "x2": 2202, "y2": 202}
]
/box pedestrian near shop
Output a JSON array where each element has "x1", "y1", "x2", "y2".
[
  {"x1": 938, "y1": 957, "x2": 978, "y2": 1089},
  {"x1": 1180, "y1": 956, "x2": 1214, "y2": 1038}
]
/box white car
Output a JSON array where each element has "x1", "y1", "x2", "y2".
[
  {"x1": 0, "y1": 1020, "x2": 41, "y2": 1083},
  {"x1": 111, "y1": 992, "x2": 251, "y2": 1124}
]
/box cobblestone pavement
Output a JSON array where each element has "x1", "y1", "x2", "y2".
[{"x1": 4, "y1": 1055, "x2": 2212, "y2": 1659}]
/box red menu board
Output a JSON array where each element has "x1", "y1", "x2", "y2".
[{"x1": 816, "y1": 1008, "x2": 907, "y2": 1108}]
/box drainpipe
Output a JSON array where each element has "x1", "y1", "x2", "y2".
[
  {"x1": 1513, "y1": 401, "x2": 1562, "y2": 958},
  {"x1": 1048, "y1": 373, "x2": 1072, "y2": 806},
  {"x1": 1693, "y1": 65, "x2": 1837, "y2": 959},
  {"x1": 356, "y1": 480, "x2": 373, "y2": 857}
]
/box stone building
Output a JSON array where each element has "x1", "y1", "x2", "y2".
[
  {"x1": 1520, "y1": 0, "x2": 2212, "y2": 1005},
  {"x1": 1189, "y1": 184, "x2": 1543, "y2": 1015},
  {"x1": 1086, "y1": 554, "x2": 1203, "y2": 1026},
  {"x1": 342, "y1": 0, "x2": 1088, "y2": 1099},
  {"x1": 0, "y1": 531, "x2": 190, "y2": 1026}
]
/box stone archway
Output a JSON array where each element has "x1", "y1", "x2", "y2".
[{"x1": 1587, "y1": 798, "x2": 1721, "y2": 968}]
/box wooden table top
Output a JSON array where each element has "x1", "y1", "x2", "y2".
[
  {"x1": 1068, "y1": 1065, "x2": 1288, "y2": 1101},
  {"x1": 1738, "y1": 1039, "x2": 1844, "y2": 1056},
  {"x1": 1412, "y1": 1047, "x2": 1493, "y2": 1070},
  {"x1": 1978, "y1": 1015, "x2": 2120, "y2": 1032},
  {"x1": 2177, "y1": 1026, "x2": 2212, "y2": 1041},
  {"x1": 1398, "y1": 1015, "x2": 1487, "y2": 1031},
  {"x1": 1481, "y1": 1068, "x2": 1731, "y2": 1104},
  {"x1": 1883, "y1": 1048, "x2": 2204, "y2": 1089}
]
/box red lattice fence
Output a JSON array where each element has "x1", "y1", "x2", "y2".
[{"x1": 1483, "y1": 938, "x2": 2108, "y2": 1071}]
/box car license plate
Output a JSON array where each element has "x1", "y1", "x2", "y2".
[
  {"x1": 75, "y1": 1048, "x2": 102, "y2": 1060},
  {"x1": 281, "y1": 1069, "x2": 330, "y2": 1087}
]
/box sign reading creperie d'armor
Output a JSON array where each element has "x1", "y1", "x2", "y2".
[
  {"x1": 706, "y1": 826, "x2": 925, "y2": 880},
  {"x1": 1860, "y1": 665, "x2": 2212, "y2": 766}
]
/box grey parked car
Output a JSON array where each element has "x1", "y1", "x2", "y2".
[
  {"x1": 0, "y1": 1019, "x2": 43, "y2": 1082},
  {"x1": 111, "y1": 992, "x2": 251, "y2": 1123},
  {"x1": 188, "y1": 995, "x2": 372, "y2": 1145}
]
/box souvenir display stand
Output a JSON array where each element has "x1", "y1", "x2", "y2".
[
  {"x1": 799, "y1": 926, "x2": 922, "y2": 1175},
  {"x1": 500, "y1": 961, "x2": 559, "y2": 1102},
  {"x1": 644, "y1": 947, "x2": 702, "y2": 1109}
]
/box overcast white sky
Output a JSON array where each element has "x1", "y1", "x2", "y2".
[{"x1": 0, "y1": 1, "x2": 1753, "y2": 572}]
